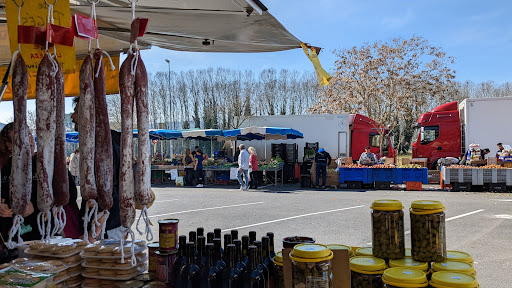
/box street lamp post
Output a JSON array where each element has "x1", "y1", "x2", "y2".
[{"x1": 164, "y1": 59, "x2": 173, "y2": 158}]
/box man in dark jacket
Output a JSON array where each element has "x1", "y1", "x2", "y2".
[{"x1": 314, "y1": 148, "x2": 332, "y2": 189}]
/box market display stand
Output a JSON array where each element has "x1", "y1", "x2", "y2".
[{"x1": 441, "y1": 166, "x2": 512, "y2": 192}]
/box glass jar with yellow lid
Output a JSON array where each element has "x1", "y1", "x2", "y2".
[
  {"x1": 432, "y1": 261, "x2": 476, "y2": 276},
  {"x1": 290, "y1": 244, "x2": 333, "y2": 287},
  {"x1": 326, "y1": 244, "x2": 355, "y2": 258},
  {"x1": 445, "y1": 250, "x2": 473, "y2": 265},
  {"x1": 271, "y1": 251, "x2": 284, "y2": 288},
  {"x1": 430, "y1": 271, "x2": 479, "y2": 288},
  {"x1": 355, "y1": 247, "x2": 373, "y2": 257},
  {"x1": 382, "y1": 267, "x2": 428, "y2": 288},
  {"x1": 371, "y1": 200, "x2": 406, "y2": 259},
  {"x1": 410, "y1": 200, "x2": 446, "y2": 262},
  {"x1": 389, "y1": 258, "x2": 431, "y2": 280},
  {"x1": 350, "y1": 256, "x2": 387, "y2": 288}
]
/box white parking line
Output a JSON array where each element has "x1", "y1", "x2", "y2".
[
  {"x1": 149, "y1": 202, "x2": 265, "y2": 218},
  {"x1": 222, "y1": 205, "x2": 365, "y2": 231},
  {"x1": 491, "y1": 199, "x2": 512, "y2": 202},
  {"x1": 155, "y1": 199, "x2": 179, "y2": 203}
]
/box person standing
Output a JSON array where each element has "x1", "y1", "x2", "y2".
[
  {"x1": 68, "y1": 149, "x2": 80, "y2": 185},
  {"x1": 237, "y1": 144, "x2": 250, "y2": 190},
  {"x1": 248, "y1": 146, "x2": 259, "y2": 189},
  {"x1": 194, "y1": 149, "x2": 205, "y2": 188},
  {"x1": 497, "y1": 142, "x2": 504, "y2": 157},
  {"x1": 314, "y1": 148, "x2": 332, "y2": 189},
  {"x1": 182, "y1": 148, "x2": 195, "y2": 186}
]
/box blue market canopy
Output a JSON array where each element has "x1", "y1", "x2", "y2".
[
  {"x1": 181, "y1": 129, "x2": 224, "y2": 140},
  {"x1": 222, "y1": 127, "x2": 303, "y2": 141},
  {"x1": 66, "y1": 132, "x2": 79, "y2": 143}
]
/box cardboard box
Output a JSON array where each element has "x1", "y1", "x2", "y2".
[
  {"x1": 283, "y1": 248, "x2": 350, "y2": 288},
  {"x1": 410, "y1": 158, "x2": 427, "y2": 167},
  {"x1": 384, "y1": 157, "x2": 395, "y2": 165},
  {"x1": 399, "y1": 158, "x2": 411, "y2": 166}
]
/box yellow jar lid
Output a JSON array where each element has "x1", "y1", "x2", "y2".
[
  {"x1": 411, "y1": 200, "x2": 445, "y2": 212},
  {"x1": 371, "y1": 199, "x2": 404, "y2": 211},
  {"x1": 446, "y1": 251, "x2": 473, "y2": 264},
  {"x1": 355, "y1": 247, "x2": 373, "y2": 256},
  {"x1": 389, "y1": 258, "x2": 429, "y2": 272},
  {"x1": 432, "y1": 261, "x2": 475, "y2": 275},
  {"x1": 272, "y1": 251, "x2": 283, "y2": 266},
  {"x1": 350, "y1": 256, "x2": 387, "y2": 274},
  {"x1": 430, "y1": 272, "x2": 478, "y2": 288},
  {"x1": 326, "y1": 244, "x2": 355, "y2": 257},
  {"x1": 289, "y1": 244, "x2": 333, "y2": 262},
  {"x1": 405, "y1": 248, "x2": 412, "y2": 257},
  {"x1": 382, "y1": 268, "x2": 428, "y2": 287}
]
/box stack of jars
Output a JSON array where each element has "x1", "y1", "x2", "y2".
[{"x1": 347, "y1": 199, "x2": 479, "y2": 288}]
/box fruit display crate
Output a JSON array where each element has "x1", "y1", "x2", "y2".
[
  {"x1": 339, "y1": 168, "x2": 370, "y2": 184},
  {"x1": 481, "y1": 168, "x2": 512, "y2": 185},
  {"x1": 368, "y1": 168, "x2": 398, "y2": 183},
  {"x1": 396, "y1": 168, "x2": 428, "y2": 184},
  {"x1": 441, "y1": 167, "x2": 482, "y2": 185}
]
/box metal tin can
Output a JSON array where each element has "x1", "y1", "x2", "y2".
[
  {"x1": 155, "y1": 249, "x2": 178, "y2": 283},
  {"x1": 148, "y1": 242, "x2": 160, "y2": 275},
  {"x1": 158, "y1": 219, "x2": 179, "y2": 251}
]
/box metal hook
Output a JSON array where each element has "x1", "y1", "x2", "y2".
[
  {"x1": 12, "y1": 0, "x2": 24, "y2": 8},
  {"x1": 44, "y1": 0, "x2": 57, "y2": 6},
  {"x1": 127, "y1": 0, "x2": 139, "y2": 3},
  {"x1": 87, "y1": 0, "x2": 100, "y2": 4}
]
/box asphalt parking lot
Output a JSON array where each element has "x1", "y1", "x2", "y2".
[{"x1": 134, "y1": 184, "x2": 511, "y2": 287}]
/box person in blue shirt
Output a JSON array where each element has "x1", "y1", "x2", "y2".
[
  {"x1": 314, "y1": 148, "x2": 332, "y2": 189},
  {"x1": 194, "y1": 149, "x2": 205, "y2": 188}
]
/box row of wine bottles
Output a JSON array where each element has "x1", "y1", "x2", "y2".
[{"x1": 172, "y1": 228, "x2": 278, "y2": 288}]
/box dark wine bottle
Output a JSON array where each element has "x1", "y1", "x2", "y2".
[
  {"x1": 213, "y1": 238, "x2": 226, "y2": 286},
  {"x1": 266, "y1": 232, "x2": 276, "y2": 259},
  {"x1": 189, "y1": 231, "x2": 197, "y2": 247},
  {"x1": 197, "y1": 227, "x2": 205, "y2": 237},
  {"x1": 214, "y1": 228, "x2": 222, "y2": 239},
  {"x1": 262, "y1": 236, "x2": 274, "y2": 288},
  {"x1": 241, "y1": 235, "x2": 250, "y2": 266},
  {"x1": 200, "y1": 243, "x2": 218, "y2": 288},
  {"x1": 233, "y1": 239, "x2": 247, "y2": 275},
  {"x1": 241, "y1": 246, "x2": 263, "y2": 288},
  {"x1": 222, "y1": 244, "x2": 240, "y2": 288},
  {"x1": 207, "y1": 232, "x2": 215, "y2": 244},
  {"x1": 231, "y1": 230, "x2": 239, "y2": 241},
  {"x1": 172, "y1": 235, "x2": 187, "y2": 288},
  {"x1": 180, "y1": 242, "x2": 200, "y2": 288},
  {"x1": 223, "y1": 234, "x2": 233, "y2": 261},
  {"x1": 197, "y1": 236, "x2": 206, "y2": 268},
  {"x1": 248, "y1": 231, "x2": 257, "y2": 244},
  {"x1": 253, "y1": 241, "x2": 268, "y2": 286}
]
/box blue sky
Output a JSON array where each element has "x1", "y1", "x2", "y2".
[{"x1": 1, "y1": 0, "x2": 511, "y2": 122}]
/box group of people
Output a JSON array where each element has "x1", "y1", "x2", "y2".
[
  {"x1": 236, "y1": 144, "x2": 260, "y2": 190},
  {"x1": 182, "y1": 146, "x2": 207, "y2": 188}
]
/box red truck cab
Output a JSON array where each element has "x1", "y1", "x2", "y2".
[
  {"x1": 350, "y1": 114, "x2": 396, "y2": 161},
  {"x1": 412, "y1": 102, "x2": 461, "y2": 168}
]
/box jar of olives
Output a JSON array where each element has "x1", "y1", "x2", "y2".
[
  {"x1": 410, "y1": 200, "x2": 446, "y2": 262},
  {"x1": 429, "y1": 272, "x2": 479, "y2": 288},
  {"x1": 326, "y1": 244, "x2": 355, "y2": 258},
  {"x1": 388, "y1": 258, "x2": 430, "y2": 280},
  {"x1": 371, "y1": 200, "x2": 405, "y2": 259},
  {"x1": 290, "y1": 244, "x2": 333, "y2": 288},
  {"x1": 432, "y1": 261, "x2": 476, "y2": 276},
  {"x1": 271, "y1": 251, "x2": 284, "y2": 288},
  {"x1": 382, "y1": 267, "x2": 428, "y2": 288},
  {"x1": 350, "y1": 256, "x2": 387, "y2": 288}
]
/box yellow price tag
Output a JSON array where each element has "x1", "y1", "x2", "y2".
[{"x1": 6, "y1": 0, "x2": 76, "y2": 71}]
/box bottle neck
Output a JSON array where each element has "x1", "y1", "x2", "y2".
[
  {"x1": 206, "y1": 247, "x2": 215, "y2": 267},
  {"x1": 268, "y1": 234, "x2": 275, "y2": 255},
  {"x1": 186, "y1": 245, "x2": 195, "y2": 265},
  {"x1": 179, "y1": 237, "x2": 187, "y2": 257},
  {"x1": 248, "y1": 249, "x2": 258, "y2": 270}
]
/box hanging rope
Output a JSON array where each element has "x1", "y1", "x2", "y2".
[
  {"x1": 51, "y1": 206, "x2": 60, "y2": 237},
  {"x1": 44, "y1": 0, "x2": 59, "y2": 76},
  {"x1": 37, "y1": 211, "x2": 52, "y2": 241},
  {"x1": 8, "y1": 0, "x2": 23, "y2": 76},
  {"x1": 83, "y1": 199, "x2": 99, "y2": 244},
  {"x1": 136, "y1": 206, "x2": 153, "y2": 241},
  {"x1": 119, "y1": 228, "x2": 137, "y2": 266},
  {"x1": 99, "y1": 210, "x2": 110, "y2": 240},
  {"x1": 6, "y1": 215, "x2": 24, "y2": 249},
  {"x1": 128, "y1": 0, "x2": 139, "y2": 75}
]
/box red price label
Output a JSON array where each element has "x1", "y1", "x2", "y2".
[{"x1": 152, "y1": 140, "x2": 158, "y2": 144}]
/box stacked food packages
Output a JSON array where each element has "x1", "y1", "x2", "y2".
[{"x1": 81, "y1": 240, "x2": 148, "y2": 287}]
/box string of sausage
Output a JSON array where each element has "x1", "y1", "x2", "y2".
[
  {"x1": 79, "y1": 54, "x2": 99, "y2": 243},
  {"x1": 36, "y1": 53, "x2": 57, "y2": 241},
  {"x1": 7, "y1": 54, "x2": 32, "y2": 248},
  {"x1": 51, "y1": 62, "x2": 69, "y2": 237},
  {"x1": 94, "y1": 49, "x2": 113, "y2": 239},
  {"x1": 134, "y1": 54, "x2": 153, "y2": 241},
  {"x1": 119, "y1": 52, "x2": 137, "y2": 264}
]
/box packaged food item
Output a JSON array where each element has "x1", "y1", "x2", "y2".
[
  {"x1": 388, "y1": 258, "x2": 430, "y2": 279},
  {"x1": 0, "y1": 267, "x2": 54, "y2": 287},
  {"x1": 350, "y1": 256, "x2": 387, "y2": 288},
  {"x1": 326, "y1": 244, "x2": 355, "y2": 258},
  {"x1": 370, "y1": 200, "x2": 405, "y2": 259},
  {"x1": 431, "y1": 261, "x2": 476, "y2": 276},
  {"x1": 355, "y1": 247, "x2": 373, "y2": 257},
  {"x1": 410, "y1": 200, "x2": 446, "y2": 262},
  {"x1": 382, "y1": 267, "x2": 428, "y2": 288},
  {"x1": 446, "y1": 250, "x2": 473, "y2": 264},
  {"x1": 429, "y1": 271, "x2": 479, "y2": 288},
  {"x1": 271, "y1": 251, "x2": 284, "y2": 288},
  {"x1": 290, "y1": 244, "x2": 333, "y2": 288}
]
